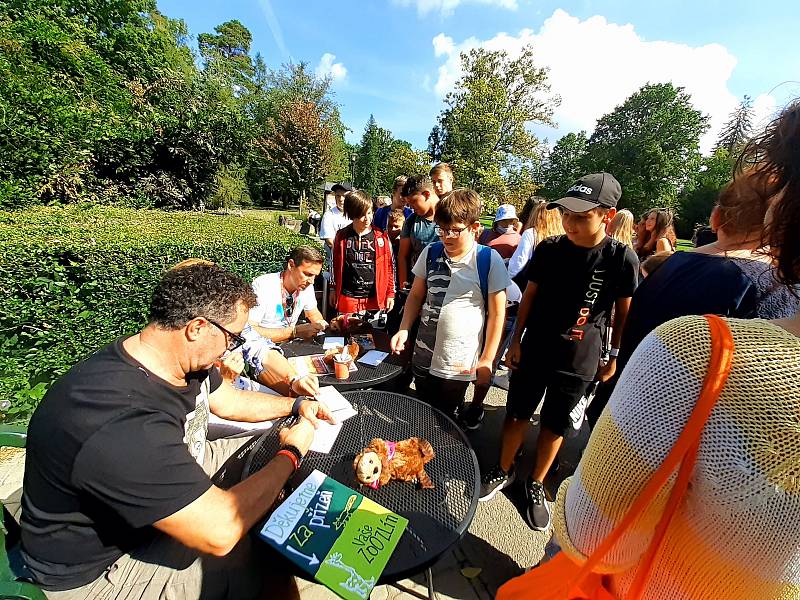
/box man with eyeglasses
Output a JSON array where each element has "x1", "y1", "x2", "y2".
[{"x1": 16, "y1": 263, "x2": 334, "y2": 598}]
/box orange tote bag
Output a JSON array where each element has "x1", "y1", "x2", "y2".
[{"x1": 497, "y1": 314, "x2": 734, "y2": 600}]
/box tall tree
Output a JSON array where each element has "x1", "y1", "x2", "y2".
[
  {"x1": 433, "y1": 45, "x2": 558, "y2": 204},
  {"x1": 676, "y1": 148, "x2": 734, "y2": 238},
  {"x1": 253, "y1": 100, "x2": 335, "y2": 210},
  {"x1": 380, "y1": 140, "x2": 431, "y2": 193},
  {"x1": 714, "y1": 96, "x2": 754, "y2": 155},
  {"x1": 537, "y1": 131, "x2": 588, "y2": 199},
  {"x1": 581, "y1": 82, "x2": 709, "y2": 218},
  {"x1": 427, "y1": 125, "x2": 445, "y2": 163},
  {"x1": 198, "y1": 19, "x2": 254, "y2": 87},
  {"x1": 355, "y1": 115, "x2": 393, "y2": 196}
]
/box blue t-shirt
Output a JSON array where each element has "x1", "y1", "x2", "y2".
[
  {"x1": 373, "y1": 205, "x2": 413, "y2": 231},
  {"x1": 620, "y1": 251, "x2": 799, "y2": 367},
  {"x1": 400, "y1": 213, "x2": 438, "y2": 269}
]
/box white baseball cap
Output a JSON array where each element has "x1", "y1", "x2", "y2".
[{"x1": 494, "y1": 204, "x2": 518, "y2": 222}]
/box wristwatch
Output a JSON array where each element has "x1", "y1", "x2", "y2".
[{"x1": 291, "y1": 395, "x2": 307, "y2": 417}]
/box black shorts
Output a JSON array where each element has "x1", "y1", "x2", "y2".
[
  {"x1": 412, "y1": 367, "x2": 469, "y2": 419},
  {"x1": 507, "y1": 362, "x2": 592, "y2": 437}
]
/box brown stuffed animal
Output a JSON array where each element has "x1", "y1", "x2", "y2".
[
  {"x1": 353, "y1": 437, "x2": 435, "y2": 490},
  {"x1": 322, "y1": 342, "x2": 360, "y2": 366}
]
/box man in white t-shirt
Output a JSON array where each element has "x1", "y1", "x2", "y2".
[
  {"x1": 318, "y1": 182, "x2": 352, "y2": 268},
  {"x1": 240, "y1": 246, "x2": 328, "y2": 397},
  {"x1": 248, "y1": 245, "x2": 328, "y2": 342}
]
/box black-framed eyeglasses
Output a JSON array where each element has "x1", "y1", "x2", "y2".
[
  {"x1": 284, "y1": 293, "x2": 295, "y2": 320},
  {"x1": 207, "y1": 319, "x2": 246, "y2": 352},
  {"x1": 434, "y1": 225, "x2": 469, "y2": 239}
]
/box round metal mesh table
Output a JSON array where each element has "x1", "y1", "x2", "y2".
[
  {"x1": 243, "y1": 390, "x2": 480, "y2": 583},
  {"x1": 279, "y1": 330, "x2": 405, "y2": 391}
]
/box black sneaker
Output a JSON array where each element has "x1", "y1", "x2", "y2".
[
  {"x1": 524, "y1": 479, "x2": 551, "y2": 531},
  {"x1": 479, "y1": 464, "x2": 515, "y2": 501},
  {"x1": 461, "y1": 403, "x2": 485, "y2": 430}
]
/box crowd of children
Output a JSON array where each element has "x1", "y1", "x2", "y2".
[{"x1": 321, "y1": 137, "x2": 800, "y2": 544}]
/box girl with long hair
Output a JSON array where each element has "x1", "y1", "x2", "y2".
[
  {"x1": 606, "y1": 208, "x2": 635, "y2": 247},
  {"x1": 635, "y1": 208, "x2": 677, "y2": 259}
]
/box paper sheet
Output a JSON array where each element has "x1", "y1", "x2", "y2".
[
  {"x1": 358, "y1": 350, "x2": 389, "y2": 366},
  {"x1": 322, "y1": 336, "x2": 345, "y2": 350},
  {"x1": 309, "y1": 421, "x2": 343, "y2": 454},
  {"x1": 316, "y1": 386, "x2": 357, "y2": 422}
]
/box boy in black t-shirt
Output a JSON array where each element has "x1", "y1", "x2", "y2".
[{"x1": 479, "y1": 173, "x2": 639, "y2": 532}]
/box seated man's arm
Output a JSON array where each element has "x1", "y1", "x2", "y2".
[
  {"x1": 209, "y1": 378, "x2": 294, "y2": 422},
  {"x1": 210, "y1": 372, "x2": 335, "y2": 425},
  {"x1": 155, "y1": 420, "x2": 315, "y2": 556},
  {"x1": 248, "y1": 321, "x2": 294, "y2": 344}
]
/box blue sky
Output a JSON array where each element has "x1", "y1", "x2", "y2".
[{"x1": 157, "y1": 0, "x2": 800, "y2": 154}]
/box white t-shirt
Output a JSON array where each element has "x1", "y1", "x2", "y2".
[
  {"x1": 508, "y1": 228, "x2": 538, "y2": 279},
  {"x1": 411, "y1": 243, "x2": 510, "y2": 380},
  {"x1": 319, "y1": 206, "x2": 350, "y2": 240},
  {"x1": 249, "y1": 272, "x2": 318, "y2": 328}
]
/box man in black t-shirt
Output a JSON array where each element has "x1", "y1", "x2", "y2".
[
  {"x1": 15, "y1": 263, "x2": 335, "y2": 599},
  {"x1": 478, "y1": 173, "x2": 639, "y2": 532}
]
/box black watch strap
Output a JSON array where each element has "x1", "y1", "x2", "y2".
[{"x1": 291, "y1": 395, "x2": 306, "y2": 417}]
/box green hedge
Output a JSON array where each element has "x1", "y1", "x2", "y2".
[{"x1": 0, "y1": 205, "x2": 317, "y2": 423}]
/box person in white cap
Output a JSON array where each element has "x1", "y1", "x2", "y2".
[{"x1": 479, "y1": 204, "x2": 522, "y2": 259}]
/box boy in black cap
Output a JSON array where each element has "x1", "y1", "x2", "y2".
[{"x1": 479, "y1": 172, "x2": 639, "y2": 531}]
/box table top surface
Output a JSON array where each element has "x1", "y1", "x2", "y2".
[
  {"x1": 280, "y1": 329, "x2": 405, "y2": 391},
  {"x1": 243, "y1": 390, "x2": 480, "y2": 582}
]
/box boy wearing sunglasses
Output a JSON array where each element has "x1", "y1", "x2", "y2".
[{"x1": 390, "y1": 189, "x2": 509, "y2": 419}]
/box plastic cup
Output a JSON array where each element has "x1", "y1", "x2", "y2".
[{"x1": 334, "y1": 355, "x2": 351, "y2": 380}]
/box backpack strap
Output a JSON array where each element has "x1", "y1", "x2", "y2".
[
  {"x1": 427, "y1": 241, "x2": 493, "y2": 308},
  {"x1": 425, "y1": 241, "x2": 445, "y2": 277},
  {"x1": 476, "y1": 244, "x2": 492, "y2": 308}
]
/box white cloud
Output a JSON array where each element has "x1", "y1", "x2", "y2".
[
  {"x1": 394, "y1": 0, "x2": 517, "y2": 18},
  {"x1": 431, "y1": 9, "x2": 775, "y2": 153},
  {"x1": 315, "y1": 53, "x2": 348, "y2": 83}
]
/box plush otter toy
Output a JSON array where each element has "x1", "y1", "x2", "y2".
[{"x1": 353, "y1": 437, "x2": 435, "y2": 490}]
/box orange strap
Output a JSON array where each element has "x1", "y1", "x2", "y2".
[{"x1": 569, "y1": 314, "x2": 734, "y2": 598}]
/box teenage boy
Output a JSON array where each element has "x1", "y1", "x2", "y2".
[
  {"x1": 390, "y1": 189, "x2": 509, "y2": 419},
  {"x1": 479, "y1": 173, "x2": 639, "y2": 533},
  {"x1": 430, "y1": 163, "x2": 455, "y2": 197},
  {"x1": 319, "y1": 182, "x2": 352, "y2": 266},
  {"x1": 331, "y1": 190, "x2": 396, "y2": 314},
  {"x1": 373, "y1": 175, "x2": 413, "y2": 232},
  {"x1": 398, "y1": 175, "x2": 440, "y2": 289}
]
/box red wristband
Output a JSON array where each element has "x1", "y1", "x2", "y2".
[{"x1": 276, "y1": 449, "x2": 300, "y2": 472}]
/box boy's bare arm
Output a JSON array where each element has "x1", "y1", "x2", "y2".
[
  {"x1": 398, "y1": 238, "x2": 411, "y2": 289},
  {"x1": 399, "y1": 275, "x2": 426, "y2": 330},
  {"x1": 476, "y1": 289, "x2": 506, "y2": 386},
  {"x1": 511, "y1": 282, "x2": 538, "y2": 344},
  {"x1": 597, "y1": 296, "x2": 632, "y2": 382}
]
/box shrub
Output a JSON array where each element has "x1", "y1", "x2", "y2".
[{"x1": 0, "y1": 205, "x2": 317, "y2": 422}]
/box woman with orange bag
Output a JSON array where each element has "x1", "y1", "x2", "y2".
[{"x1": 499, "y1": 101, "x2": 800, "y2": 599}]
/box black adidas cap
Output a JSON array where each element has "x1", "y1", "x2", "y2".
[
  {"x1": 331, "y1": 182, "x2": 353, "y2": 193},
  {"x1": 547, "y1": 172, "x2": 621, "y2": 213}
]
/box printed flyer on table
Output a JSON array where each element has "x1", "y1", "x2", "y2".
[{"x1": 259, "y1": 469, "x2": 408, "y2": 600}]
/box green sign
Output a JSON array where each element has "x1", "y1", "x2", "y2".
[{"x1": 260, "y1": 470, "x2": 408, "y2": 600}]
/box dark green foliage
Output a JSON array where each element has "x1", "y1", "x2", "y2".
[
  {"x1": 581, "y1": 83, "x2": 709, "y2": 218},
  {"x1": 537, "y1": 132, "x2": 588, "y2": 200},
  {"x1": 714, "y1": 96, "x2": 754, "y2": 155},
  {"x1": 676, "y1": 148, "x2": 734, "y2": 238},
  {"x1": 0, "y1": 2, "x2": 345, "y2": 210},
  {"x1": 0, "y1": 206, "x2": 316, "y2": 423}
]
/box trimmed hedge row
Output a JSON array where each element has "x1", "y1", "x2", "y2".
[{"x1": 0, "y1": 205, "x2": 317, "y2": 423}]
